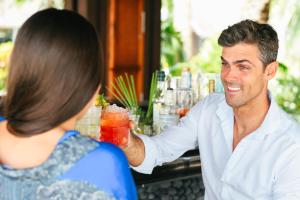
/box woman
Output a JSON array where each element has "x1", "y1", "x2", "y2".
[{"x1": 0, "y1": 8, "x2": 137, "y2": 200}]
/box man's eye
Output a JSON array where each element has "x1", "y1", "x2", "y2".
[{"x1": 239, "y1": 65, "x2": 250, "y2": 70}]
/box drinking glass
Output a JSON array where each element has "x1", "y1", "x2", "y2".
[
  {"x1": 75, "y1": 105, "x2": 101, "y2": 139},
  {"x1": 176, "y1": 88, "x2": 193, "y2": 118},
  {"x1": 100, "y1": 104, "x2": 129, "y2": 148}
]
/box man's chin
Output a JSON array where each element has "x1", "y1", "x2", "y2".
[{"x1": 225, "y1": 96, "x2": 242, "y2": 108}]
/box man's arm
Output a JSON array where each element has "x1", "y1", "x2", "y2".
[
  {"x1": 273, "y1": 146, "x2": 300, "y2": 199},
  {"x1": 121, "y1": 97, "x2": 208, "y2": 173},
  {"x1": 122, "y1": 111, "x2": 199, "y2": 173}
]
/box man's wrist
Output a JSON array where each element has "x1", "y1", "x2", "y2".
[{"x1": 124, "y1": 132, "x2": 145, "y2": 167}]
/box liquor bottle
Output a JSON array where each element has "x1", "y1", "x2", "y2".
[
  {"x1": 208, "y1": 79, "x2": 215, "y2": 94},
  {"x1": 180, "y1": 67, "x2": 192, "y2": 89},
  {"x1": 159, "y1": 88, "x2": 179, "y2": 132},
  {"x1": 153, "y1": 71, "x2": 166, "y2": 134},
  {"x1": 214, "y1": 74, "x2": 224, "y2": 93},
  {"x1": 176, "y1": 67, "x2": 193, "y2": 118},
  {"x1": 193, "y1": 72, "x2": 203, "y2": 104}
]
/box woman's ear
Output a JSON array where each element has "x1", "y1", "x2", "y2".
[{"x1": 264, "y1": 61, "x2": 278, "y2": 81}]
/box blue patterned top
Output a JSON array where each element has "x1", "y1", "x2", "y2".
[{"x1": 0, "y1": 118, "x2": 137, "y2": 200}]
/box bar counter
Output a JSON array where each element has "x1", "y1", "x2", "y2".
[{"x1": 132, "y1": 148, "x2": 201, "y2": 186}]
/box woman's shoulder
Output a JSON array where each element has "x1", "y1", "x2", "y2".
[
  {"x1": 52, "y1": 132, "x2": 129, "y2": 170},
  {"x1": 60, "y1": 134, "x2": 129, "y2": 171},
  {"x1": 59, "y1": 139, "x2": 136, "y2": 199},
  {"x1": 80, "y1": 141, "x2": 129, "y2": 166},
  {"x1": 93, "y1": 142, "x2": 127, "y2": 157}
]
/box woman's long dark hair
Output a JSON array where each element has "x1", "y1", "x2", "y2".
[{"x1": 3, "y1": 8, "x2": 102, "y2": 136}]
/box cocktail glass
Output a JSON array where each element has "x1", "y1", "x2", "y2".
[{"x1": 100, "y1": 104, "x2": 129, "y2": 148}]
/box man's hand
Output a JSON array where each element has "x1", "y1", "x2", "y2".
[{"x1": 120, "y1": 122, "x2": 146, "y2": 167}]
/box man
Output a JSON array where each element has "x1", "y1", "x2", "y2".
[{"x1": 125, "y1": 20, "x2": 300, "y2": 199}]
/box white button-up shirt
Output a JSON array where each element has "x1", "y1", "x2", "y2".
[{"x1": 133, "y1": 93, "x2": 300, "y2": 199}]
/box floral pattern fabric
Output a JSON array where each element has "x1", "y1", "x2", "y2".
[{"x1": 0, "y1": 133, "x2": 115, "y2": 200}]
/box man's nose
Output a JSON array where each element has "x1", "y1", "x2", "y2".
[{"x1": 223, "y1": 67, "x2": 239, "y2": 81}]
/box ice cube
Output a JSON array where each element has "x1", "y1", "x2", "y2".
[{"x1": 104, "y1": 104, "x2": 128, "y2": 113}]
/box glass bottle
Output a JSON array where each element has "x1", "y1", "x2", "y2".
[
  {"x1": 152, "y1": 71, "x2": 166, "y2": 134},
  {"x1": 176, "y1": 67, "x2": 193, "y2": 118},
  {"x1": 159, "y1": 88, "x2": 179, "y2": 133}
]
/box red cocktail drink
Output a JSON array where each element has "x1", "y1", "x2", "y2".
[{"x1": 100, "y1": 105, "x2": 129, "y2": 148}]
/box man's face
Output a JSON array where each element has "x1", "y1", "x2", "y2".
[{"x1": 220, "y1": 43, "x2": 269, "y2": 109}]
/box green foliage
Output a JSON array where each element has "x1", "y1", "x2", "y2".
[
  {"x1": 95, "y1": 94, "x2": 109, "y2": 107},
  {"x1": 0, "y1": 68, "x2": 7, "y2": 92},
  {"x1": 14, "y1": 0, "x2": 64, "y2": 8},
  {"x1": 160, "y1": 0, "x2": 223, "y2": 76},
  {"x1": 160, "y1": 0, "x2": 300, "y2": 121},
  {"x1": 143, "y1": 71, "x2": 157, "y2": 125},
  {"x1": 269, "y1": 0, "x2": 300, "y2": 83},
  {"x1": 161, "y1": 19, "x2": 185, "y2": 69},
  {"x1": 272, "y1": 63, "x2": 300, "y2": 121},
  {"x1": 0, "y1": 41, "x2": 13, "y2": 93},
  {"x1": 190, "y1": 37, "x2": 222, "y2": 73},
  {"x1": 160, "y1": 0, "x2": 185, "y2": 70},
  {"x1": 168, "y1": 37, "x2": 222, "y2": 76},
  {"x1": 14, "y1": 0, "x2": 26, "y2": 4}
]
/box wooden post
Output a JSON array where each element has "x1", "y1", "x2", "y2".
[{"x1": 106, "y1": 0, "x2": 145, "y2": 102}]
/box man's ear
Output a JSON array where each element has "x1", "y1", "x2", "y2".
[{"x1": 264, "y1": 61, "x2": 278, "y2": 81}]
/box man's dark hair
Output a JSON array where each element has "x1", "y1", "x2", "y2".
[
  {"x1": 4, "y1": 8, "x2": 102, "y2": 135},
  {"x1": 218, "y1": 19, "x2": 279, "y2": 66}
]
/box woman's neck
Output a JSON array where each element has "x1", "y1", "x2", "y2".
[{"x1": 0, "y1": 121, "x2": 68, "y2": 169}]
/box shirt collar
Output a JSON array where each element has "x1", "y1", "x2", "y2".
[
  {"x1": 216, "y1": 91, "x2": 284, "y2": 141},
  {"x1": 256, "y1": 93, "x2": 280, "y2": 135},
  {"x1": 216, "y1": 96, "x2": 234, "y2": 150}
]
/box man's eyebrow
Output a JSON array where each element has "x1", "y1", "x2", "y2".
[
  {"x1": 220, "y1": 56, "x2": 227, "y2": 62},
  {"x1": 233, "y1": 59, "x2": 253, "y2": 65},
  {"x1": 221, "y1": 57, "x2": 253, "y2": 65}
]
